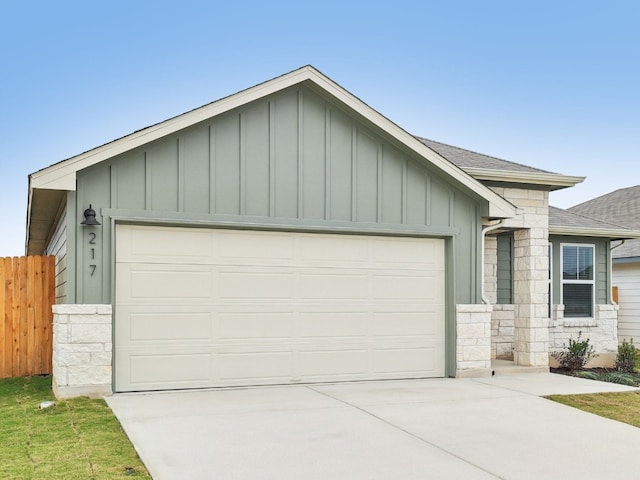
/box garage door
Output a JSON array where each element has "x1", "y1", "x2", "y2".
[{"x1": 115, "y1": 225, "x2": 446, "y2": 392}]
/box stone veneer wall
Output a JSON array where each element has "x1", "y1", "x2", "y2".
[
  {"x1": 456, "y1": 304, "x2": 492, "y2": 377},
  {"x1": 52, "y1": 304, "x2": 112, "y2": 399},
  {"x1": 491, "y1": 304, "x2": 515, "y2": 359},
  {"x1": 487, "y1": 187, "x2": 550, "y2": 367},
  {"x1": 549, "y1": 304, "x2": 619, "y2": 366},
  {"x1": 484, "y1": 236, "x2": 498, "y2": 305}
]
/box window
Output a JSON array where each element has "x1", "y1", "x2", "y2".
[{"x1": 561, "y1": 244, "x2": 594, "y2": 317}]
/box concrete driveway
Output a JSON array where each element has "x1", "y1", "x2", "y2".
[{"x1": 106, "y1": 374, "x2": 640, "y2": 480}]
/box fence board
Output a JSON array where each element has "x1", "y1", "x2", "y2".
[{"x1": 0, "y1": 256, "x2": 55, "y2": 378}]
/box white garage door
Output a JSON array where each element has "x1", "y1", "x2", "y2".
[{"x1": 115, "y1": 225, "x2": 446, "y2": 392}]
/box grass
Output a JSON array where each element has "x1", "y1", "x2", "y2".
[
  {"x1": 0, "y1": 375, "x2": 150, "y2": 479},
  {"x1": 548, "y1": 391, "x2": 640, "y2": 428}
]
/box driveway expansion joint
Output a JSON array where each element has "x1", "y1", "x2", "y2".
[{"x1": 306, "y1": 385, "x2": 506, "y2": 480}]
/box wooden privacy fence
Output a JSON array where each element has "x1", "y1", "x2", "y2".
[{"x1": 0, "y1": 256, "x2": 55, "y2": 379}]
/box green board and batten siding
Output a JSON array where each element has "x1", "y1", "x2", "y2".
[{"x1": 70, "y1": 85, "x2": 484, "y2": 313}]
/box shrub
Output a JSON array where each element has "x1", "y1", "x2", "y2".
[
  {"x1": 551, "y1": 331, "x2": 597, "y2": 371},
  {"x1": 602, "y1": 371, "x2": 640, "y2": 387},
  {"x1": 616, "y1": 339, "x2": 638, "y2": 373},
  {"x1": 574, "y1": 371, "x2": 600, "y2": 381}
]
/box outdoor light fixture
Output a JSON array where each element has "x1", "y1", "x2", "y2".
[{"x1": 80, "y1": 205, "x2": 101, "y2": 226}]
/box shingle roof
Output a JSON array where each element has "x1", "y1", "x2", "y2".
[
  {"x1": 549, "y1": 206, "x2": 630, "y2": 231},
  {"x1": 417, "y1": 137, "x2": 554, "y2": 174},
  {"x1": 569, "y1": 185, "x2": 640, "y2": 259}
]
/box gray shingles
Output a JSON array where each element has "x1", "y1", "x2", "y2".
[
  {"x1": 569, "y1": 186, "x2": 640, "y2": 259},
  {"x1": 417, "y1": 137, "x2": 555, "y2": 174},
  {"x1": 549, "y1": 206, "x2": 631, "y2": 231}
]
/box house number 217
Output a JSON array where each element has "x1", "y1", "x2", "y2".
[{"x1": 88, "y1": 232, "x2": 97, "y2": 277}]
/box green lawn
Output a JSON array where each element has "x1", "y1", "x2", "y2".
[
  {"x1": 548, "y1": 391, "x2": 640, "y2": 428},
  {"x1": 0, "y1": 376, "x2": 150, "y2": 479}
]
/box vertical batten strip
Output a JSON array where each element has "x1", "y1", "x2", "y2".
[
  {"x1": 449, "y1": 192, "x2": 455, "y2": 226},
  {"x1": 324, "y1": 107, "x2": 331, "y2": 220},
  {"x1": 297, "y1": 90, "x2": 304, "y2": 219},
  {"x1": 268, "y1": 101, "x2": 276, "y2": 217},
  {"x1": 109, "y1": 165, "x2": 117, "y2": 208},
  {"x1": 425, "y1": 174, "x2": 432, "y2": 226},
  {"x1": 144, "y1": 152, "x2": 151, "y2": 210},
  {"x1": 177, "y1": 137, "x2": 185, "y2": 212},
  {"x1": 239, "y1": 113, "x2": 246, "y2": 215},
  {"x1": 401, "y1": 158, "x2": 408, "y2": 224},
  {"x1": 376, "y1": 144, "x2": 383, "y2": 223},
  {"x1": 209, "y1": 125, "x2": 216, "y2": 214},
  {"x1": 351, "y1": 126, "x2": 358, "y2": 222}
]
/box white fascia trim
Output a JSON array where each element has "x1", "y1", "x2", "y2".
[
  {"x1": 29, "y1": 66, "x2": 517, "y2": 218},
  {"x1": 549, "y1": 226, "x2": 640, "y2": 239},
  {"x1": 464, "y1": 168, "x2": 585, "y2": 188}
]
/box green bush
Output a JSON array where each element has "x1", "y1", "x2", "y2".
[
  {"x1": 551, "y1": 331, "x2": 597, "y2": 371},
  {"x1": 616, "y1": 339, "x2": 638, "y2": 373},
  {"x1": 574, "y1": 370, "x2": 600, "y2": 381},
  {"x1": 602, "y1": 371, "x2": 640, "y2": 387}
]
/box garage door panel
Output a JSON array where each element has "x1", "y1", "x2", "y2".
[
  {"x1": 218, "y1": 312, "x2": 294, "y2": 340},
  {"x1": 216, "y1": 231, "x2": 295, "y2": 263},
  {"x1": 217, "y1": 351, "x2": 293, "y2": 381},
  {"x1": 118, "y1": 265, "x2": 212, "y2": 300},
  {"x1": 373, "y1": 348, "x2": 439, "y2": 374},
  {"x1": 298, "y1": 273, "x2": 369, "y2": 299},
  {"x1": 118, "y1": 226, "x2": 213, "y2": 263},
  {"x1": 298, "y1": 312, "x2": 369, "y2": 338},
  {"x1": 297, "y1": 235, "x2": 369, "y2": 264},
  {"x1": 373, "y1": 274, "x2": 438, "y2": 300},
  {"x1": 372, "y1": 311, "x2": 442, "y2": 337},
  {"x1": 370, "y1": 238, "x2": 439, "y2": 266},
  {"x1": 115, "y1": 225, "x2": 446, "y2": 392},
  {"x1": 127, "y1": 353, "x2": 212, "y2": 385},
  {"x1": 217, "y1": 271, "x2": 295, "y2": 299},
  {"x1": 127, "y1": 312, "x2": 213, "y2": 342},
  {"x1": 298, "y1": 349, "x2": 369, "y2": 377}
]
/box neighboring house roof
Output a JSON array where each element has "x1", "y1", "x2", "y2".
[
  {"x1": 418, "y1": 138, "x2": 584, "y2": 190},
  {"x1": 569, "y1": 185, "x2": 640, "y2": 260},
  {"x1": 28, "y1": 66, "x2": 520, "y2": 253},
  {"x1": 548, "y1": 205, "x2": 640, "y2": 240}
]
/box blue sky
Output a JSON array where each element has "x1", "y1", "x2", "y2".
[{"x1": 1, "y1": 1, "x2": 639, "y2": 256}]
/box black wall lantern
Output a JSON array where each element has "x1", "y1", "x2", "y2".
[{"x1": 81, "y1": 204, "x2": 101, "y2": 226}]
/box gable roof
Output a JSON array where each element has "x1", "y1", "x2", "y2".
[
  {"x1": 418, "y1": 138, "x2": 584, "y2": 190},
  {"x1": 28, "y1": 66, "x2": 517, "y2": 222},
  {"x1": 569, "y1": 185, "x2": 640, "y2": 259},
  {"x1": 548, "y1": 205, "x2": 640, "y2": 240}
]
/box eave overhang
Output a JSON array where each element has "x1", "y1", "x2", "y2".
[
  {"x1": 549, "y1": 226, "x2": 640, "y2": 240},
  {"x1": 464, "y1": 168, "x2": 585, "y2": 191}
]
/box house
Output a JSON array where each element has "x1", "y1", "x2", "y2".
[
  {"x1": 569, "y1": 186, "x2": 640, "y2": 344},
  {"x1": 26, "y1": 66, "x2": 640, "y2": 398}
]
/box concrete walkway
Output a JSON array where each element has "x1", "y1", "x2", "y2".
[{"x1": 106, "y1": 374, "x2": 640, "y2": 480}]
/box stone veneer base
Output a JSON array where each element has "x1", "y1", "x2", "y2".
[{"x1": 52, "y1": 377, "x2": 112, "y2": 399}]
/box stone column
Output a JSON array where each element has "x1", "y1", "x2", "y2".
[
  {"x1": 52, "y1": 304, "x2": 113, "y2": 399},
  {"x1": 456, "y1": 304, "x2": 493, "y2": 377},
  {"x1": 513, "y1": 228, "x2": 550, "y2": 367}
]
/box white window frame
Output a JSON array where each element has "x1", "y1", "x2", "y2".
[{"x1": 560, "y1": 243, "x2": 595, "y2": 319}]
